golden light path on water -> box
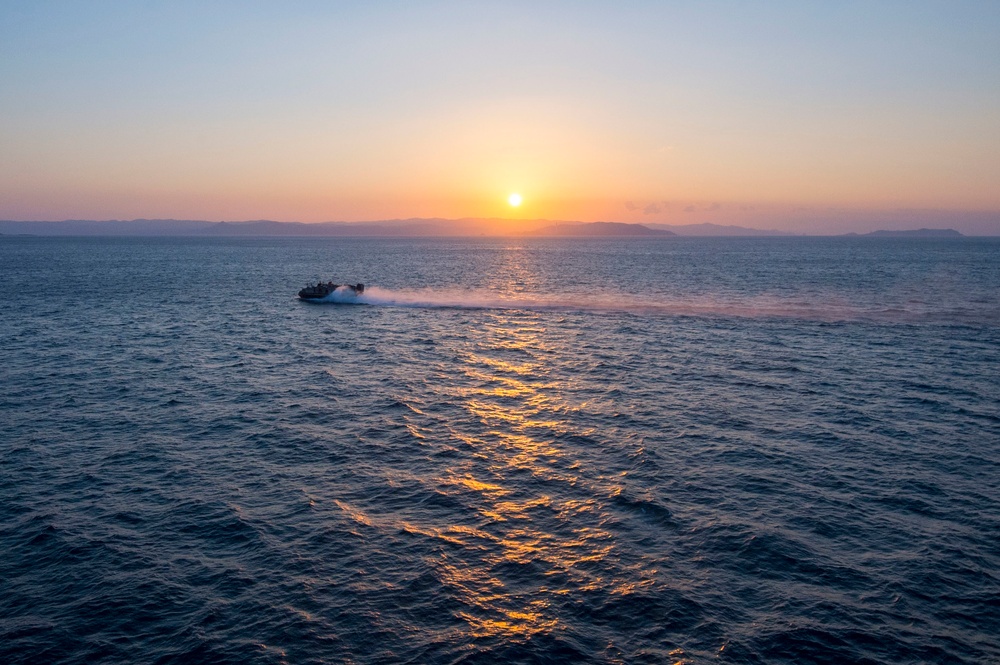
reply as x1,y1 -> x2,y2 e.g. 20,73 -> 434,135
324,249 -> 669,656
427,307 -> 657,644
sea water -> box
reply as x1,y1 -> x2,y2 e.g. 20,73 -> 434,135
1,236 -> 998,664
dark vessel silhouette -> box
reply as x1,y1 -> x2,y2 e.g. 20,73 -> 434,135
298,281 -> 364,300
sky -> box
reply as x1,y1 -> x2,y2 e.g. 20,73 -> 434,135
2,1 -> 999,234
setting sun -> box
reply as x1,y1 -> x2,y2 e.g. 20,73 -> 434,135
508,193 -> 523,207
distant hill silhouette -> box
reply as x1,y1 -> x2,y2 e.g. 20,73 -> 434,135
647,222 -> 793,236
0,218 -> 460,237
856,228 -> 963,237
0,217 -> 834,237
2,218 -> 996,237
530,222 -> 675,237
0,218 -> 679,237
0,218 -> 453,236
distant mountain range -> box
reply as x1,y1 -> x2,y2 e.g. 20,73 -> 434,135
530,222 -> 674,237
0,218 -> 787,237
647,222 -> 793,236
0,218 -> 744,237
0,218 -> 967,238
845,228 -> 963,237
530,221 -> 795,236
0,218 -> 450,237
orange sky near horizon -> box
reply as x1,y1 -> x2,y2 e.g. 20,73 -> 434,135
2,3 -> 999,234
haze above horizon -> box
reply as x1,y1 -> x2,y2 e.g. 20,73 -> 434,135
2,2 -> 999,235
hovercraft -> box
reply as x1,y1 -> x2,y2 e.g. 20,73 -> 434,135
298,281 -> 364,300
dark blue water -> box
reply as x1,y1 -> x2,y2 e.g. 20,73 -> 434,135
2,236 -> 998,664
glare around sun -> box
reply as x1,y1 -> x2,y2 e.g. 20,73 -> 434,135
508,193 -> 522,207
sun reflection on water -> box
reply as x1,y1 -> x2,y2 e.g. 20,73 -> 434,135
426,310 -> 623,642
320,302 -> 666,651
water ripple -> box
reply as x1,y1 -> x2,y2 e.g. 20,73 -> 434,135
1,237 -> 998,664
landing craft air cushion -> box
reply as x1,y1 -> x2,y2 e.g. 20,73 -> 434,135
298,282 -> 365,300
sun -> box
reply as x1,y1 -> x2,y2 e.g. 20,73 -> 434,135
507,192 -> 523,207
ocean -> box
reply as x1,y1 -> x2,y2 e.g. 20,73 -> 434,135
1,235 -> 998,664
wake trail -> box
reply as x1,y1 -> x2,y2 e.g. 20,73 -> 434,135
311,286 -> 996,325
